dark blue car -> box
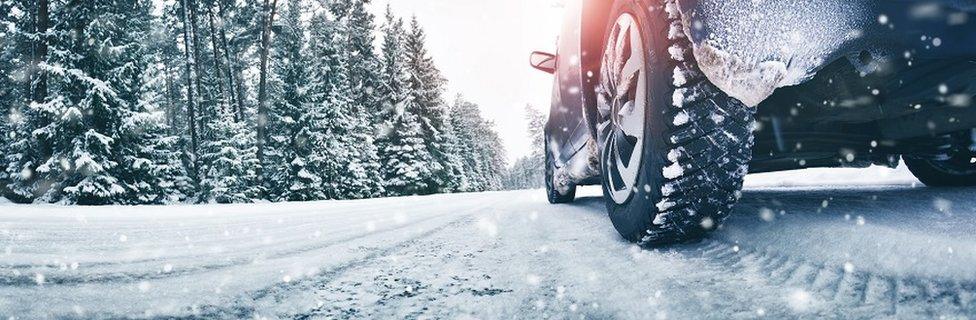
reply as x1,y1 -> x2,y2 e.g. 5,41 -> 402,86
531,0 -> 976,244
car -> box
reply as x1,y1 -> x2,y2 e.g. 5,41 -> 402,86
530,0 -> 976,245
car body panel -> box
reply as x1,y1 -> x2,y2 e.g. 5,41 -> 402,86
545,0 -> 587,168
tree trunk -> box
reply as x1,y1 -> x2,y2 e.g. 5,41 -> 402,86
30,0 -> 49,104
187,0 -> 208,135
180,0 -> 200,179
206,4 -> 228,109
163,63 -> 177,133
215,0 -> 245,122
255,0 -> 278,194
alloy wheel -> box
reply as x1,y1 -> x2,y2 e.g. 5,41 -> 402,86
597,13 -> 648,205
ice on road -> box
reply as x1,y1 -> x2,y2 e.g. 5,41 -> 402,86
3,166 -> 976,319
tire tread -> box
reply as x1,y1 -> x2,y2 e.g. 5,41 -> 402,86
639,0 -> 755,245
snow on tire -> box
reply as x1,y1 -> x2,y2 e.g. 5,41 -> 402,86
596,0 -> 755,245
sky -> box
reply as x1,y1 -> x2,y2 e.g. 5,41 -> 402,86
373,0 -> 567,163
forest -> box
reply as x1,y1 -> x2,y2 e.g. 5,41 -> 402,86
0,0 -> 543,205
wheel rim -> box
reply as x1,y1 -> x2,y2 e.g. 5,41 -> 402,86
598,13 -> 647,205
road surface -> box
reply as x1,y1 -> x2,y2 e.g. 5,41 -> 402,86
1,167 -> 976,319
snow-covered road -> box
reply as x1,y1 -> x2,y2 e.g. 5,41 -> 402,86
2,166 -> 976,319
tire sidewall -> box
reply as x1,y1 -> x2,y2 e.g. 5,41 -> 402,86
599,0 -> 673,241
545,136 -> 558,198
905,156 -> 976,187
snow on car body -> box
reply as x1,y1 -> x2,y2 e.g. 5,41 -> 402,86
683,0 -> 976,107
531,0 -> 976,244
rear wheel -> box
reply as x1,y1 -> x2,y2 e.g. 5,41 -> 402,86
905,148 -> 976,187
596,0 -> 755,245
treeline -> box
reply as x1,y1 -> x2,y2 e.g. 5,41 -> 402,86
502,104 -> 546,190
0,0 -> 507,205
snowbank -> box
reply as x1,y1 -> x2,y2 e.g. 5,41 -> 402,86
745,164 -> 919,188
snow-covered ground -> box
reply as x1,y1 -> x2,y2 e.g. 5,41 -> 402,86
3,165 -> 976,319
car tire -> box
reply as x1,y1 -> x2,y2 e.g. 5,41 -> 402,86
545,136 -> 577,204
596,0 -> 755,245
905,155 -> 976,187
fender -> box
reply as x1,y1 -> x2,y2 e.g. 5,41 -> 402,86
546,0 -> 609,170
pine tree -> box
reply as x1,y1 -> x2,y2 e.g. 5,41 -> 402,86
330,80 -> 384,199
198,115 -> 261,203
2,0 -> 40,202
329,0 -> 382,124
116,111 -> 192,204
504,105 -> 546,190
377,9 -> 434,196
475,118 -> 508,191
0,0 -> 28,199
254,0 -> 279,196
115,1 -> 191,204
309,11 -> 382,199
265,1 -> 329,202
156,0 -> 263,199
327,0 -> 386,196
211,0 -> 260,123
449,96 -> 508,192
404,16 -> 464,194
146,14 -> 186,138
5,0 -> 183,204
174,0 -> 202,181
379,110 -> 432,196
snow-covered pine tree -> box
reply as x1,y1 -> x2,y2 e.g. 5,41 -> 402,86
254,0 -> 279,197
2,0 -> 42,202
0,0 -> 28,199
474,118 -> 507,192
182,0 -> 228,139
206,0 -> 260,123
123,14 -> 194,204
503,105 -> 546,190
157,0 -> 263,198
117,110 -> 192,204
5,0 -> 183,204
449,96 -> 508,192
146,13 -> 188,138
447,97 -> 475,192
309,11 -> 383,200
327,0 -> 387,196
377,8 -> 434,196
265,1 -> 329,202
404,16 -> 464,194
198,114 -> 261,203
379,110 -> 432,196
328,0 -> 383,124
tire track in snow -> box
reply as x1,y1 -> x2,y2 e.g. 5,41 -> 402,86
286,220 -> 513,319
261,198 -> 618,320
1,199 -> 459,269
199,215 -> 481,319
0,206 -> 484,287
679,239 -> 976,317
